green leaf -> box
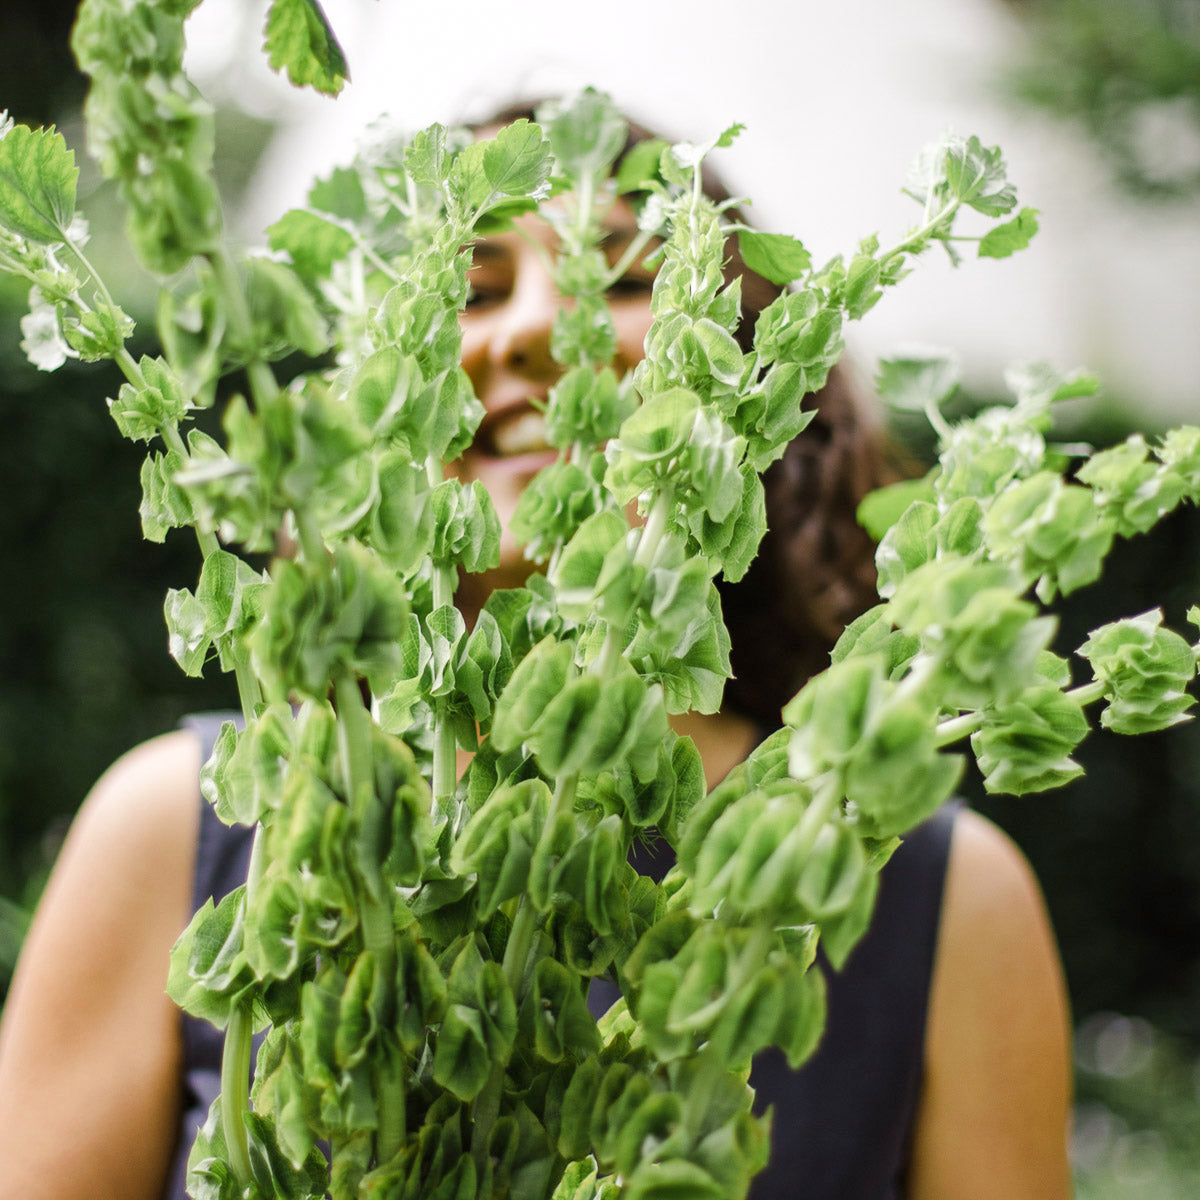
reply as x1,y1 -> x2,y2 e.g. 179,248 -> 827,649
0,123 -> 78,243
263,0 -> 349,96
1004,362 -> 1100,408
267,209 -> 355,281
405,124 -> 448,189
736,230 -> 811,286
856,477 -> 936,541
982,473 -> 1114,601
843,253 -> 883,319
164,587 -> 210,677
430,479 -> 502,572
447,141 -> 492,213
307,165 -> 367,220
941,135 -> 1016,216
875,347 -> 961,412
551,510 -> 629,621
979,206 -> 1040,259
482,119 -> 553,197
615,139 -> 667,194
109,358 -> 188,443
510,460 -> 606,564
491,636 -> 574,752
167,889 -> 254,1028
538,88 -> 628,181
624,1157 -> 726,1200
244,256 -> 331,357
139,449 -> 193,543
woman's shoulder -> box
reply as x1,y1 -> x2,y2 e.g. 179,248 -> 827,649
73,727 -> 202,850
908,809 -> 1074,1199
0,727 -> 203,1199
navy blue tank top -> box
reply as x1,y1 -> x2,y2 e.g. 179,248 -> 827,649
168,714 -> 957,1200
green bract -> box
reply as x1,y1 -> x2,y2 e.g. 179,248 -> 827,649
4,12 -> 1199,1200
1079,610 -> 1198,734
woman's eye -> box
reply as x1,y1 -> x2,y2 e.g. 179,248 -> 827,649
609,275 -> 653,298
465,282 -> 507,310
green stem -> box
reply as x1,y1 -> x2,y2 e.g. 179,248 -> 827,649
879,199 -> 959,266
114,346 -> 146,389
220,824 -> 266,1192
576,173 -> 595,244
924,395 -> 954,444
934,681 -> 1107,749
1068,680 -> 1107,707
352,231 -> 401,282
63,231 -> 122,318
633,485 -> 674,570
604,228 -> 657,289
432,701 -> 457,812
220,1004 -> 255,1185
934,710 -> 984,748
293,506 -> 327,565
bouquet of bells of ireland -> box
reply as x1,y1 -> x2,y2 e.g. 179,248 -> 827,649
2,3 -> 1198,1198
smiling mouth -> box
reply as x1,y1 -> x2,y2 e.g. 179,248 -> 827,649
477,405 -> 554,458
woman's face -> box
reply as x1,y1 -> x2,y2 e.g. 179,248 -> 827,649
457,199 -> 657,590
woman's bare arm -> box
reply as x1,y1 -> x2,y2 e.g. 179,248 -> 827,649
0,730 -> 200,1200
907,809 -> 1074,1200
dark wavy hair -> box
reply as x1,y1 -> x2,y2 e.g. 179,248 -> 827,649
475,102 -> 901,726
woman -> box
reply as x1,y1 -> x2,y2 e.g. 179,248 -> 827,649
0,114 -> 1073,1200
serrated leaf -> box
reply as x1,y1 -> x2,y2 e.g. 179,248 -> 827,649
448,141 -> 492,212
263,0 -> 349,96
482,119 -> 552,197
405,124 -> 448,188
307,165 -> 366,220
267,209 -> 355,281
979,206 -> 1040,260
737,230 -> 811,286
0,123 -> 78,243
941,135 -> 1016,216
538,88 -> 627,181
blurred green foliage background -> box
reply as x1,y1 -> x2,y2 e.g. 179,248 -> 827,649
1,0 -> 1198,1189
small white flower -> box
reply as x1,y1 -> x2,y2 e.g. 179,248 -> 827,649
65,214 -> 90,247
20,287 -> 75,372
0,111 -> 13,140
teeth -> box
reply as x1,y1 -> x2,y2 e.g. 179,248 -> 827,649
492,410 -> 551,456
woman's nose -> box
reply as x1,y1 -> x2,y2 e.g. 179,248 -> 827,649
487,278 -> 558,380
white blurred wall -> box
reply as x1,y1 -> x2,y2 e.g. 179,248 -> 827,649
185,0 -> 1200,420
